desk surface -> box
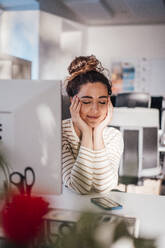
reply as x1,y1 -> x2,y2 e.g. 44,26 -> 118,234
45,188 -> 165,240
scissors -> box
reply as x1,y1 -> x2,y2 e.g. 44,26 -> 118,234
9,166 -> 35,195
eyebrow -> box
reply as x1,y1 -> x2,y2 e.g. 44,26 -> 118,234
80,96 -> 108,99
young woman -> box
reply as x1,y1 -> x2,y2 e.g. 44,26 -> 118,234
62,55 -> 124,194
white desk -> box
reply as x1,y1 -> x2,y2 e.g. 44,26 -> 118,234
46,188 -> 165,242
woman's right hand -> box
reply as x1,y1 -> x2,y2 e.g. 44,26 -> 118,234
70,96 -> 92,134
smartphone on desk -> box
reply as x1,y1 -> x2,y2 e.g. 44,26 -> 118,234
91,197 -> 123,210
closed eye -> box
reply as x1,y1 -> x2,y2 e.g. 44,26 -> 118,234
99,101 -> 107,104
82,102 -> 91,104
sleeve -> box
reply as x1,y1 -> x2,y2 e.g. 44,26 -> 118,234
62,138 -> 94,194
93,130 -> 124,194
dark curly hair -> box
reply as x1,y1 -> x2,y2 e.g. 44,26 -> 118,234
66,55 -> 112,97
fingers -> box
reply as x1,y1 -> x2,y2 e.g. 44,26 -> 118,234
108,100 -> 113,122
109,99 -> 113,112
109,101 -> 113,118
70,96 -> 81,113
108,98 -> 113,110
105,99 -> 113,122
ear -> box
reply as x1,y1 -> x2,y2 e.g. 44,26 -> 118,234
70,97 -> 73,103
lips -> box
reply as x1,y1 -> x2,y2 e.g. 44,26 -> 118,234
87,116 -> 100,119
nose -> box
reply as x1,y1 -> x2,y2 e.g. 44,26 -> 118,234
91,102 -> 99,113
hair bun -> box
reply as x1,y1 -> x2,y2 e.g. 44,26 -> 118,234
67,55 -> 104,81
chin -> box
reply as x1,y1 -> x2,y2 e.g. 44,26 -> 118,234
88,123 -> 98,128
87,120 -> 102,128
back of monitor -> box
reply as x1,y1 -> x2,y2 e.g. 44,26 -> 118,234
0,80 -> 62,195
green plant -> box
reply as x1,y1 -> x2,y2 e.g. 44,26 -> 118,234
39,212 -> 156,248
0,150 -> 10,198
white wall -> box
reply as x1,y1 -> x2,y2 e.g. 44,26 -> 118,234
86,25 -> 165,64
38,12 -> 62,80
39,12 -> 86,80
0,10 -> 86,82
86,24 -> 165,95
0,10 -> 3,50
0,10 -> 39,79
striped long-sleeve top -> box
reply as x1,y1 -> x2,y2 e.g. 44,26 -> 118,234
62,118 -> 124,194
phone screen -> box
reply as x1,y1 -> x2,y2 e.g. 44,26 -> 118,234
91,197 -> 123,210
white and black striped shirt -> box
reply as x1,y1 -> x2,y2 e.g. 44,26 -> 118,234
62,118 -> 124,194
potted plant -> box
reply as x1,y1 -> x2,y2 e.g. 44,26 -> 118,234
0,149 -> 10,198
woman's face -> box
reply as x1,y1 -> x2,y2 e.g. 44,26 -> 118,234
76,82 -> 109,128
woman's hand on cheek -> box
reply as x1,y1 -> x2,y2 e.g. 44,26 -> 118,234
94,100 -> 113,134
70,96 -> 92,134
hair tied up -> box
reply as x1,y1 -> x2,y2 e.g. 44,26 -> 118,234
67,55 -> 104,82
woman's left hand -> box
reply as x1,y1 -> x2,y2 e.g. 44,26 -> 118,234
94,99 -> 113,134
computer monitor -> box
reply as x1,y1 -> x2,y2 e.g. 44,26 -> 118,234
151,96 -> 163,129
0,80 -> 62,195
115,92 -> 151,108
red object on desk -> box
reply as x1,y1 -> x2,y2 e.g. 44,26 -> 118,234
1,193 -> 49,245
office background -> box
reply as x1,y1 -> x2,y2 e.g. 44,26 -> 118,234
0,0 -> 165,96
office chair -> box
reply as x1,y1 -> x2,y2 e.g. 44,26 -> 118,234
151,96 -> 163,129
110,107 -> 161,192
115,92 -> 151,108
62,95 -> 71,120
110,95 -> 116,107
